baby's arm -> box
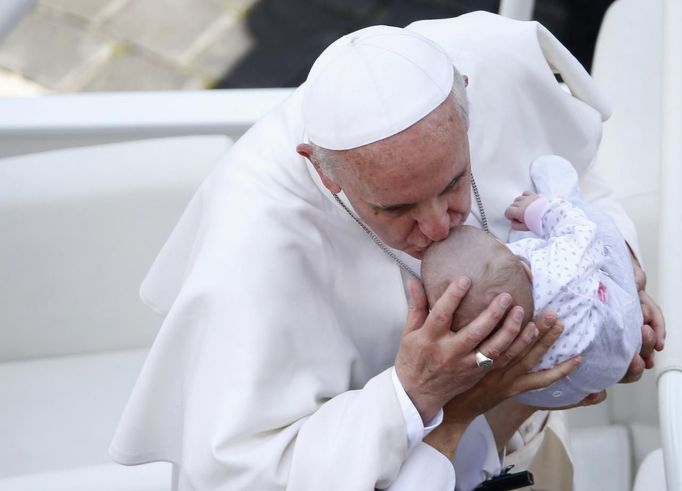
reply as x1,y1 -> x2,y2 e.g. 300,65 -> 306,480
506,194 -> 599,287
506,192 -> 596,242
507,198 -> 603,371
505,191 -> 540,232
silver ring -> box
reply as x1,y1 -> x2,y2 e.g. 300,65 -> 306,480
475,351 -> 494,368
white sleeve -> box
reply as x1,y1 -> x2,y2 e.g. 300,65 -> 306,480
287,368 -> 414,491
290,366 -> 448,491
385,415 -> 502,491
391,367 -> 444,450
384,443 -> 456,491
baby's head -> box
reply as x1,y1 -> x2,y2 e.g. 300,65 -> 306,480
422,225 -> 534,331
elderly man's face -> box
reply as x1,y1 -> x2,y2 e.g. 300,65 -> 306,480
300,97 -> 471,259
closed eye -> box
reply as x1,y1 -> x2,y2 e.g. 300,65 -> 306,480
374,166 -> 468,213
380,204 -> 412,214
441,172 -> 466,194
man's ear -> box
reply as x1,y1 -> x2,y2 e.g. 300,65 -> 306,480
296,143 -> 342,194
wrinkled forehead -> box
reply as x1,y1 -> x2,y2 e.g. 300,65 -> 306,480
336,102 -> 470,202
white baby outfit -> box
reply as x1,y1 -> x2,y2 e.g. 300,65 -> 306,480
508,155 -> 642,407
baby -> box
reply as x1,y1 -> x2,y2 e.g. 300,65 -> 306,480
422,155 -> 642,407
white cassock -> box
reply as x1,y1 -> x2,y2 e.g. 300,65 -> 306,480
110,12 -> 640,491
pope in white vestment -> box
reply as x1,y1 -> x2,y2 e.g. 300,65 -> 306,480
110,12 -> 643,491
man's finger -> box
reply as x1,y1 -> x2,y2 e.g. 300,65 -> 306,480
640,290 -> 666,350
422,276 -> 471,338
628,246 -> 647,291
639,324 -> 656,360
620,354 -> 645,383
511,320 -> 564,374
579,390 -> 607,407
511,312 -> 557,361
496,321 -> 539,367
451,292 -> 513,351
475,306 -> 526,364
512,357 -> 581,395
631,258 -> 647,291
402,277 -> 429,337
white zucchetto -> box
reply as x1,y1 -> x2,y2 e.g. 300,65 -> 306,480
302,25 -> 455,150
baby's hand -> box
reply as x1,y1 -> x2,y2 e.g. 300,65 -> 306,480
504,191 -> 539,231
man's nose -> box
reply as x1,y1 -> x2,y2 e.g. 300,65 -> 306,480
416,200 -> 451,242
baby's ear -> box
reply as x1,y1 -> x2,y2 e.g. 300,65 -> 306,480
520,260 -> 533,281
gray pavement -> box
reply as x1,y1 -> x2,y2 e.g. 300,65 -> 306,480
0,0 -> 612,96
0,0 -> 258,95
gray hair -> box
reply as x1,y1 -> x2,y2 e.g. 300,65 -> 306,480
312,67 -> 469,178
450,64 -> 469,128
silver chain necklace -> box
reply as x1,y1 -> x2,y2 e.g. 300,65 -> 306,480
332,172 -> 489,278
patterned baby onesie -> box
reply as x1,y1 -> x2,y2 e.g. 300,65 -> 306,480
507,155 -> 642,407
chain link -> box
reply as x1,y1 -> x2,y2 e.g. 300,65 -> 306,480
470,172 -> 490,234
332,193 -> 420,277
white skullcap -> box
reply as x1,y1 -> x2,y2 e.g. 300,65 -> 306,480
302,25 -> 455,150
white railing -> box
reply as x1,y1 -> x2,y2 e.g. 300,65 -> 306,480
657,0 -> 682,489
0,88 -> 294,158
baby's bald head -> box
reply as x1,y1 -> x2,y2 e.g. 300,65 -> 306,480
422,225 -> 534,331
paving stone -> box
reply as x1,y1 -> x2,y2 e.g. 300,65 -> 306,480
40,0 -> 118,20
82,47 -> 204,91
0,7 -> 113,89
0,0 -> 612,96
104,0 -> 234,62
190,15 -> 254,81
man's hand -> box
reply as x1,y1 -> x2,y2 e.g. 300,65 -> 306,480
504,191 -> 540,231
621,252 -> 666,382
441,314 -> 580,426
395,276 -> 532,422
422,313 -> 579,459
